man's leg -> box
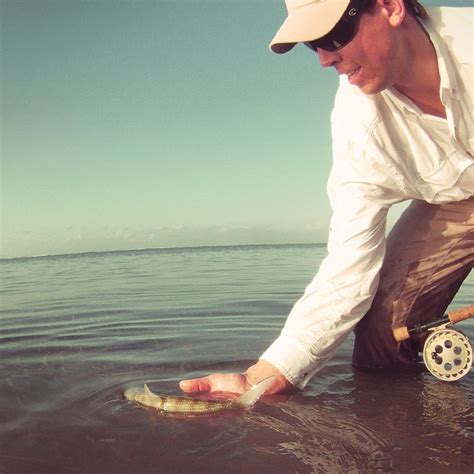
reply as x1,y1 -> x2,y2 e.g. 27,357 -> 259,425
353,197 -> 474,368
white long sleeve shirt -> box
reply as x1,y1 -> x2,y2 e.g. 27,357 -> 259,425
261,6 -> 474,388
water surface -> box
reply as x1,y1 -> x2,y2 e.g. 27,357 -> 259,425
1,245 -> 473,473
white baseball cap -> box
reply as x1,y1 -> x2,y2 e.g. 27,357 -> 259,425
270,0 -> 351,54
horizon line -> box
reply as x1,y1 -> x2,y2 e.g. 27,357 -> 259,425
0,242 -> 328,263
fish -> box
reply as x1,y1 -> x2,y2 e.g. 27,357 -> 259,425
124,376 -> 275,415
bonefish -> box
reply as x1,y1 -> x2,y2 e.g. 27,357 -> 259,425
124,376 -> 274,414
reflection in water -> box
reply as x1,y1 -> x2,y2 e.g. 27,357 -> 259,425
253,401 -> 393,472
249,368 -> 473,473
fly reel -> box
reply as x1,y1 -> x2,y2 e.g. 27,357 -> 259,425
422,327 -> 472,381
393,304 -> 474,382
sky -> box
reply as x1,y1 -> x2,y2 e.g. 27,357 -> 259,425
1,0 -> 470,258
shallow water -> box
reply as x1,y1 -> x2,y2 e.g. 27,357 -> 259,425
1,244 -> 473,473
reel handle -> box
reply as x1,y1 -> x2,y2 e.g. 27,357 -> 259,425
393,304 -> 474,343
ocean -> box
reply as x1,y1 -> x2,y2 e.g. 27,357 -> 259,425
1,244 -> 473,473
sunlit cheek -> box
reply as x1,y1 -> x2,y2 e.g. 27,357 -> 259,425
361,44 -> 396,92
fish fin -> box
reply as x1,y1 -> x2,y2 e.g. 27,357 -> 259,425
235,376 -> 275,408
144,384 -> 154,396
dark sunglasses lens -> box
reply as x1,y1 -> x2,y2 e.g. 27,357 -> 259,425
305,39 -> 336,52
318,37 -> 343,52
305,35 -> 344,53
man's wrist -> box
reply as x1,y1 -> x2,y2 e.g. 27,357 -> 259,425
244,359 -> 293,394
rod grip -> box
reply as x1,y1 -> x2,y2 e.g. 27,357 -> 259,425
448,304 -> 474,324
392,304 -> 474,342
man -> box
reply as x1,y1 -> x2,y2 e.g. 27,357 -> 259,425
180,0 -> 474,395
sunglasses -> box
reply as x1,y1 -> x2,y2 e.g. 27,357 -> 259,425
305,0 -> 373,52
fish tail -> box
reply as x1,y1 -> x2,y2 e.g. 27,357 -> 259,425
235,376 -> 275,408
124,387 -> 143,400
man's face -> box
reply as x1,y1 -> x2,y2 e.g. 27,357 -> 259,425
315,4 -> 404,95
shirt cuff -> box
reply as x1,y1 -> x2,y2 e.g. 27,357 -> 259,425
260,336 -> 332,389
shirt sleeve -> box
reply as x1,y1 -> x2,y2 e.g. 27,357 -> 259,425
260,99 -> 403,388
260,184 -> 389,388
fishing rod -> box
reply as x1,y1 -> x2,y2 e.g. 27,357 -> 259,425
393,304 -> 474,381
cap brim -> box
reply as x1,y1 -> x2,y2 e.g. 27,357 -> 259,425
269,0 -> 350,54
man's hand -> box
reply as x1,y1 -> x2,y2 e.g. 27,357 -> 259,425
179,360 -> 293,395
179,373 -> 248,395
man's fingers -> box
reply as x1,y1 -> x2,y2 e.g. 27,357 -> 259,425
179,377 -> 212,393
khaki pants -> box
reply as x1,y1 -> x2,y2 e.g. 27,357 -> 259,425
353,196 -> 474,368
